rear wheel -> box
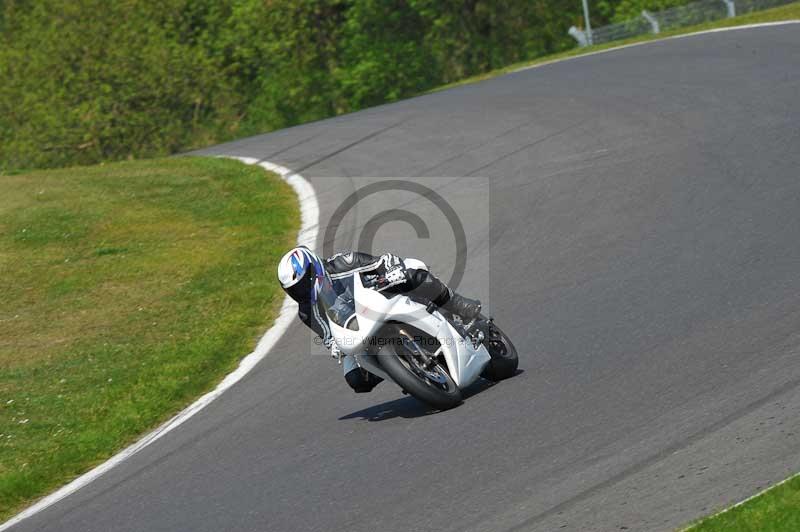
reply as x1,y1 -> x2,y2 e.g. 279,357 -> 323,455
478,317 -> 519,381
378,327 -> 462,410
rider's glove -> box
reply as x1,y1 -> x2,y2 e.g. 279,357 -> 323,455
330,343 -> 343,364
377,265 -> 408,290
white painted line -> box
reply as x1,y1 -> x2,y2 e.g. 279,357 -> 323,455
510,20 -> 800,74
0,157 -> 318,531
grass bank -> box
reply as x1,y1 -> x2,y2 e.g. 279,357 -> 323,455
0,157 -> 298,520
685,474 -> 800,531
432,1 -> 800,92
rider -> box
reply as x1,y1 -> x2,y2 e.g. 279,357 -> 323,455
277,246 -> 481,393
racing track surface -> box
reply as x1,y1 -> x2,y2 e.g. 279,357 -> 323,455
12,25 -> 800,532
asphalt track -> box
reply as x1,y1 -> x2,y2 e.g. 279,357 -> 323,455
11,24 -> 800,532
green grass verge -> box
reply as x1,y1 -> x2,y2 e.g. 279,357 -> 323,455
431,1 -> 800,92
0,157 -> 299,520
685,474 -> 800,531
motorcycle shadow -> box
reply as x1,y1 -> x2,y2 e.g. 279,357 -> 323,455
338,374 -> 519,422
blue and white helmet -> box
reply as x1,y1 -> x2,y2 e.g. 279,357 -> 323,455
277,246 -> 326,302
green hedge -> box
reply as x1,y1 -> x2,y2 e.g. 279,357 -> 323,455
1,0 -> 660,173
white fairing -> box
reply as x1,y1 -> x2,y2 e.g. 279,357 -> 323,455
327,274 -> 491,388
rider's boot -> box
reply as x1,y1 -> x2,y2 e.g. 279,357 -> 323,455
344,368 -> 383,393
407,269 -> 481,322
343,355 -> 383,393
442,292 -> 482,322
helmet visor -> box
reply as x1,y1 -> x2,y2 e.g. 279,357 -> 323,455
284,265 -> 316,302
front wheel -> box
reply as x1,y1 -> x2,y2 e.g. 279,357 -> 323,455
378,328 -> 462,410
478,317 -> 519,381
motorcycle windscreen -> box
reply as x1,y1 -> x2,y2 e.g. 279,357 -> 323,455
317,273 -> 356,328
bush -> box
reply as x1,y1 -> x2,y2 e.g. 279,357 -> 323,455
0,0 -> 240,171
0,0 -> 639,173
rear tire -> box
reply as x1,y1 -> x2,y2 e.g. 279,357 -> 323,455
378,329 -> 462,410
479,317 -> 519,381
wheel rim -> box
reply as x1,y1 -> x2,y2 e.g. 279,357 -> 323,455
484,323 -> 511,359
487,338 -> 508,358
395,337 -> 455,392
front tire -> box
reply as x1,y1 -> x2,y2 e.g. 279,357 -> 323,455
479,317 -> 519,381
378,329 -> 462,410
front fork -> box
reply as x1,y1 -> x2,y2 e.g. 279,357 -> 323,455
396,327 -> 439,371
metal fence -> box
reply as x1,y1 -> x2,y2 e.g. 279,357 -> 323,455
569,0 -> 798,46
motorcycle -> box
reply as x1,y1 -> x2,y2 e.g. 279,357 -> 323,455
320,270 -> 518,410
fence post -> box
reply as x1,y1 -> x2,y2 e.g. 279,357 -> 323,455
641,10 -> 661,34
581,0 -> 594,45
568,26 -> 590,47
722,0 -> 736,17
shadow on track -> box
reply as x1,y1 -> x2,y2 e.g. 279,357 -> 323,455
339,371 -> 523,422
